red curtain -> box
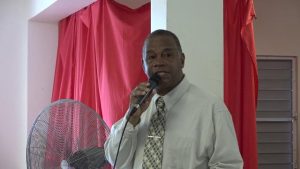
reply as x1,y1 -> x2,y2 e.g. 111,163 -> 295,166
224,0 -> 258,169
51,0 -> 150,127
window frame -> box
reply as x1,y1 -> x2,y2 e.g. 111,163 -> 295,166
257,55 -> 298,169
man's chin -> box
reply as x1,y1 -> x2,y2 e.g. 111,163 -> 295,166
157,80 -> 168,89
156,83 -> 172,95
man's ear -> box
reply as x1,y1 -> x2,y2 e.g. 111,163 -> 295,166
181,53 -> 185,68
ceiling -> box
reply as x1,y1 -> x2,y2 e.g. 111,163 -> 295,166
114,0 -> 150,9
30,0 -> 150,22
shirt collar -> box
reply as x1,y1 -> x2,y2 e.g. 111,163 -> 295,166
153,76 -> 190,112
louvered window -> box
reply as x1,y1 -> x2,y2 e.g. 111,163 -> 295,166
257,57 -> 297,169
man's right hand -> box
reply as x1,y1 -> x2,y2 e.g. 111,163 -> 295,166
128,82 -> 155,127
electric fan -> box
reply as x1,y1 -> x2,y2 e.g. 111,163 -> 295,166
26,99 -> 111,169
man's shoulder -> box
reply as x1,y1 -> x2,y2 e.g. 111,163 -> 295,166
187,84 -> 230,115
187,83 -> 219,101
179,77 -> 223,105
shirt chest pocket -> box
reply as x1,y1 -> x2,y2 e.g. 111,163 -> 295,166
163,136 -> 196,169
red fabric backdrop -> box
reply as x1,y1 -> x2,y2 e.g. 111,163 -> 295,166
224,0 -> 258,169
51,0 -> 150,127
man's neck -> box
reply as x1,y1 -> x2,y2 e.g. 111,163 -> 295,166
156,74 -> 185,96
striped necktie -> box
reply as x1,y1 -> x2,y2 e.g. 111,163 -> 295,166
142,97 -> 166,169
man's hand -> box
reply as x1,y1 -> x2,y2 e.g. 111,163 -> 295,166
128,82 -> 155,126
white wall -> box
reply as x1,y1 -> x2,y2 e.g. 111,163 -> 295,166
151,0 -> 167,31
152,0 -> 223,97
0,0 -> 28,168
254,0 -> 300,57
27,21 -> 58,132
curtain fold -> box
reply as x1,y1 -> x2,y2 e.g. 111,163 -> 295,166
51,0 -> 150,127
224,0 -> 258,169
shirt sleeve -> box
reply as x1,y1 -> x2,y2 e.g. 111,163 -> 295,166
104,114 -> 139,169
208,101 -> 244,169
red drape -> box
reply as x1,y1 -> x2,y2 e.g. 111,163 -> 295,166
51,0 -> 150,127
224,0 -> 258,169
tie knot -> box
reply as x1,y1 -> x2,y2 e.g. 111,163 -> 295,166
156,97 -> 165,112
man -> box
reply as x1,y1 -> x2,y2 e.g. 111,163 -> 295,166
104,29 -> 243,169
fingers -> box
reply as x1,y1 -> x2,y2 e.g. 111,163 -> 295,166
131,82 -> 150,99
128,82 -> 155,127
130,82 -> 151,107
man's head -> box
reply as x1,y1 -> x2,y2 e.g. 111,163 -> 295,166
142,29 -> 185,95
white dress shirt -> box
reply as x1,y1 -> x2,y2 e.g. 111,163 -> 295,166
104,77 -> 243,169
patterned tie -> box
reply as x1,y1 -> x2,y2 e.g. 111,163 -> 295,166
142,97 -> 166,169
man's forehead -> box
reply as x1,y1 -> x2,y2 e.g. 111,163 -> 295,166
146,47 -> 177,53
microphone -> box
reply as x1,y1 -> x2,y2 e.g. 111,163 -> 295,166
128,74 -> 160,117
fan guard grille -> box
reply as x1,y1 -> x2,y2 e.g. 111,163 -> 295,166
26,99 -> 111,169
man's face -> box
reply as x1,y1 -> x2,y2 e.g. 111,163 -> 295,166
142,35 -> 185,95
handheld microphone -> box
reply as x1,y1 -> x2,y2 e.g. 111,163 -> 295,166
128,74 -> 160,117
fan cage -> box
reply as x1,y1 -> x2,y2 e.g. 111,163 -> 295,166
26,99 -> 111,169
